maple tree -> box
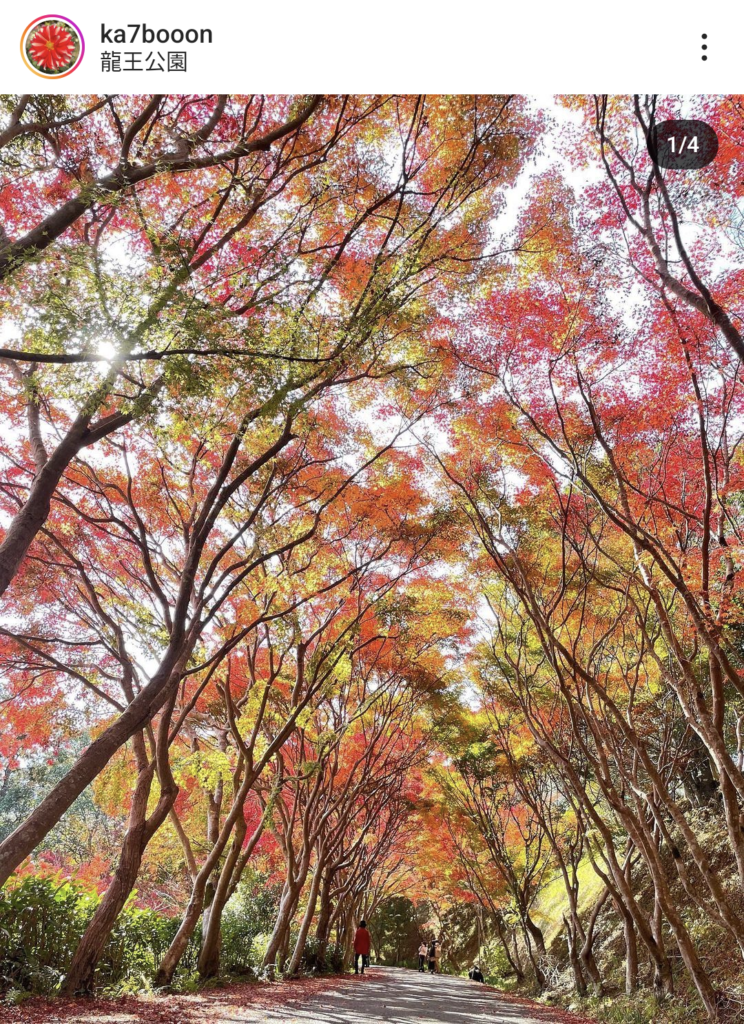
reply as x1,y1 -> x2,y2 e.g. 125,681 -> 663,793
0,91 -> 528,889
2,93 -> 744,1023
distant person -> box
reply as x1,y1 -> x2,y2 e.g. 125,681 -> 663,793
469,964 -> 485,983
428,939 -> 437,973
434,939 -> 442,973
418,939 -> 428,971
353,919 -> 371,975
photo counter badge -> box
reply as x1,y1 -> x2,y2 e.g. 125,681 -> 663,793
21,15 -> 84,78
648,119 -> 719,170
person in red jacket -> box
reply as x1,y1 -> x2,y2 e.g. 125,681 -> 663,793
353,919 -> 371,974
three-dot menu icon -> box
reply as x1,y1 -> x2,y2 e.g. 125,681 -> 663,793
702,33 -> 708,60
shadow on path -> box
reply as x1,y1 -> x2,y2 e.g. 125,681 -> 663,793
208,966 -> 584,1024
5,967 -> 594,1024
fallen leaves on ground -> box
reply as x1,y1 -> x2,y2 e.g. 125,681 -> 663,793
0,974 -> 372,1024
0,973 -> 599,1024
483,985 -> 597,1022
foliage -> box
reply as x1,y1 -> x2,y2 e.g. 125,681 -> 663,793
368,897 -> 421,968
0,875 -> 175,994
1,92 -> 744,1023
218,872 -> 283,975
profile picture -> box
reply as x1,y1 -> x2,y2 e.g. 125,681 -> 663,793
21,15 -> 85,78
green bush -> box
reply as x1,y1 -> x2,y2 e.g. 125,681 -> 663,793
0,875 -> 95,994
98,900 -> 178,988
300,934 -> 345,974
0,873 -> 178,994
219,871 -> 282,975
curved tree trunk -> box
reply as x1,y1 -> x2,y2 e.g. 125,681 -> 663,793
198,812 -> 267,979
0,643 -> 190,886
62,725 -> 178,995
156,770 -> 267,985
524,912 -> 546,958
520,919 -> 546,990
0,423 -> 89,597
288,853 -> 325,974
262,874 -> 305,972
577,888 -> 607,995
494,911 -> 524,982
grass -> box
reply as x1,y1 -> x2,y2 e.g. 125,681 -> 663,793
566,992 -> 707,1024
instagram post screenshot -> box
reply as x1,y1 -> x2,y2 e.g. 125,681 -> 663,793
0,2 -> 742,1022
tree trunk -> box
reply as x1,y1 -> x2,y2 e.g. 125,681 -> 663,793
314,870 -> 334,968
524,912 -> 546,958
277,920 -> 292,973
62,727 -> 177,995
660,885 -> 719,1018
263,875 -> 304,972
563,914 -> 587,996
494,912 -> 524,982
342,905 -> 355,970
63,778 -> 148,993
623,911 -> 638,995
0,422 -> 90,597
650,888 -> 674,1000
157,766 -> 270,985
198,812 -> 266,979
288,856 -> 324,975
520,919 -> 546,990
0,644 -> 190,886
578,889 -> 607,995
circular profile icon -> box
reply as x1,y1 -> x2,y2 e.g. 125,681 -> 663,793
21,15 -> 84,78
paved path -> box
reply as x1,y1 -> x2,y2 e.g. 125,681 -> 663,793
217,966 -> 576,1023
5,968 -> 590,1024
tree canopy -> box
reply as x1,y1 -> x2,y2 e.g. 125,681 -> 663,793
1,93 -> 744,1023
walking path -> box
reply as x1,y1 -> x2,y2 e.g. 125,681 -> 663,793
1,966 -> 595,1024
205,966 -> 593,1024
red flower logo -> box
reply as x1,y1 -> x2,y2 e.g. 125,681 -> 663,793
28,22 -> 75,71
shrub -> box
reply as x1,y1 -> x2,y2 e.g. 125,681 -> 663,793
219,872 -> 282,975
0,873 -> 178,994
0,875 -> 95,994
300,935 -> 345,974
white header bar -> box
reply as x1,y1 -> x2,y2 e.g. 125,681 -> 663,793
1,0 -> 738,93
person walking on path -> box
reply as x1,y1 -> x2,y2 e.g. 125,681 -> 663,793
418,940 -> 428,972
427,939 -> 437,973
434,939 -> 442,973
353,920 -> 371,975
